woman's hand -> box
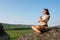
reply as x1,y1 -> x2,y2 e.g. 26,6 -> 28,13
38,18 -> 40,23
38,16 -> 42,23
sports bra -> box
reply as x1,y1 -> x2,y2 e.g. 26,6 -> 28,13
42,15 -> 50,22
38,15 -> 50,25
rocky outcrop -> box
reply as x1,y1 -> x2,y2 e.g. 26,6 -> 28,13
0,23 -> 10,40
17,27 -> 60,40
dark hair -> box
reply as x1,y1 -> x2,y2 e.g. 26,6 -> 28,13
43,9 -> 50,15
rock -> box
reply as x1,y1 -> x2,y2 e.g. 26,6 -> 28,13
17,27 -> 60,40
0,23 -> 10,40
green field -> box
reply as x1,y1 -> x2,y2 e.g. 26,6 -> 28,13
6,29 -> 33,40
0,23 -> 33,40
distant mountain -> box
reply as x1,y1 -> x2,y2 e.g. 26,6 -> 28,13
54,25 -> 60,28
0,23 -> 60,30
1,23 -> 33,30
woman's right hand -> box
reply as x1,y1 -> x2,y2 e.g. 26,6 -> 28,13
38,19 -> 40,23
38,16 -> 42,23
38,18 -> 41,23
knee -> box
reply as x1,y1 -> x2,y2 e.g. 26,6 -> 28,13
31,26 -> 36,29
31,26 -> 34,29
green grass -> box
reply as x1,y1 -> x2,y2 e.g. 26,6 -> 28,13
6,29 -> 33,40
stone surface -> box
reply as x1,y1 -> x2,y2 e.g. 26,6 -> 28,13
17,27 -> 60,40
0,23 -> 10,40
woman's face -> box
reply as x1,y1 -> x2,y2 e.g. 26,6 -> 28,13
42,10 -> 47,14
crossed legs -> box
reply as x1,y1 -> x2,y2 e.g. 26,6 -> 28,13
31,25 -> 41,34
31,25 -> 48,34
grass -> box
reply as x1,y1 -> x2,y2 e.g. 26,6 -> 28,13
6,29 -> 33,40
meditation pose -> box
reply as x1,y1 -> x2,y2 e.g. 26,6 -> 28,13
32,9 -> 50,34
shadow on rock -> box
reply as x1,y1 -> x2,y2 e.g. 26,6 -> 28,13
0,23 -> 10,40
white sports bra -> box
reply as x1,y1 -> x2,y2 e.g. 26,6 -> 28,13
42,15 -> 49,22
38,15 -> 50,25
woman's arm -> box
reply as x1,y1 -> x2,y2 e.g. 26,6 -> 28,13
38,16 -> 42,22
40,15 -> 49,22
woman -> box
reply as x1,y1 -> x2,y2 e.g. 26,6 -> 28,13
31,9 -> 50,34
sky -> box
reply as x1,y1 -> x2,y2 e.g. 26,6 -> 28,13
0,0 -> 60,26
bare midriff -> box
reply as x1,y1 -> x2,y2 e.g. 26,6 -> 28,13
41,22 -> 47,25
